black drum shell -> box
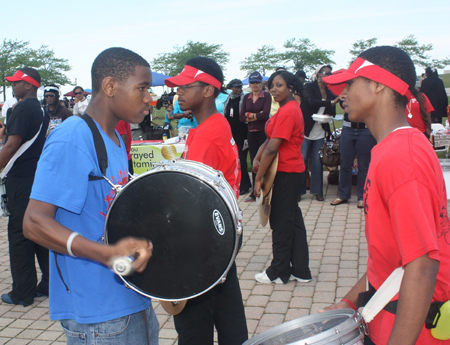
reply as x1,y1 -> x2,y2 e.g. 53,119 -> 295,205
105,169 -> 237,300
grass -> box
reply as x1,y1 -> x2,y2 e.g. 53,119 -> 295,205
440,73 -> 450,88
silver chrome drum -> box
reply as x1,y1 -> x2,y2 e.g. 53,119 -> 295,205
244,309 -> 365,345
104,159 -> 243,301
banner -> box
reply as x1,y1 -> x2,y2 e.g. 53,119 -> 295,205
130,143 -> 185,174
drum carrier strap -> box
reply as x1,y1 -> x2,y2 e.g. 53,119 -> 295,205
80,114 -> 108,180
54,114 -> 110,293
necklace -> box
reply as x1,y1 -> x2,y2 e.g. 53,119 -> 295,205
406,99 -> 412,119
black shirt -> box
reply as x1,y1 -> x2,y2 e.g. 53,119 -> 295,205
6,98 -> 50,178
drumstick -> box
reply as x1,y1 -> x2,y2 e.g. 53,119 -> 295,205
111,252 -> 139,276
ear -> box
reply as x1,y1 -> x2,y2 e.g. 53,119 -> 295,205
374,82 -> 386,94
203,85 -> 215,98
102,77 -> 117,98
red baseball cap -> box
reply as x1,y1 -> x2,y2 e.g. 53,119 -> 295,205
322,57 -> 411,99
165,65 -> 222,90
5,70 -> 40,88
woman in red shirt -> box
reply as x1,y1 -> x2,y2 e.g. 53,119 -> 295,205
252,71 -> 312,284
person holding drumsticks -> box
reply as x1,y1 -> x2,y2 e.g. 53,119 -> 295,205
23,48 -> 159,344
321,46 -> 450,345
253,70 -> 312,285
165,56 -> 248,345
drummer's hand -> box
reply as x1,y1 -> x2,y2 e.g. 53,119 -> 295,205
318,301 -> 353,313
254,179 -> 262,198
111,237 -> 153,273
252,159 -> 260,173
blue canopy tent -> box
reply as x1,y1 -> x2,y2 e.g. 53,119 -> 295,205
152,72 -> 171,86
241,75 -> 269,85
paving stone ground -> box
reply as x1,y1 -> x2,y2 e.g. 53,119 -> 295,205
0,173 -> 369,344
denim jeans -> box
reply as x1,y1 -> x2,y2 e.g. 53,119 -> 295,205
60,305 -> 159,345
338,127 -> 376,201
300,138 -> 324,196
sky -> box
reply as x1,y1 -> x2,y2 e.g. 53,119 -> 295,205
2,0 -> 450,98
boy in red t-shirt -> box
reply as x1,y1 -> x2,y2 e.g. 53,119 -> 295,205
321,46 -> 450,345
164,57 -> 247,345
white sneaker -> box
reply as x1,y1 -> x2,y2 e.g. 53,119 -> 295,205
289,275 -> 312,283
255,271 -> 283,284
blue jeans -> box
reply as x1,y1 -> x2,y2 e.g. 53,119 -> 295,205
60,305 -> 159,345
301,138 -> 324,196
338,127 -> 376,201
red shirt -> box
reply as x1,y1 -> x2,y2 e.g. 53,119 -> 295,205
364,128 -> 450,344
183,113 -> 241,198
405,93 -> 434,133
116,120 -> 132,160
265,101 -> 305,173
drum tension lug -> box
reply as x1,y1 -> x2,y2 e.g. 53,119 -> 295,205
103,176 -> 123,194
219,277 -> 227,284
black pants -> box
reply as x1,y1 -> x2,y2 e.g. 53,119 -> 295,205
235,136 -> 251,192
266,171 -> 311,283
128,158 -> 134,175
6,176 -> 49,305
174,263 -> 248,345
248,130 -> 267,196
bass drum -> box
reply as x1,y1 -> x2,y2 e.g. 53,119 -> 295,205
104,159 -> 243,301
243,309 -> 365,345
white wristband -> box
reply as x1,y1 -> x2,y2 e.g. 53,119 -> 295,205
67,232 -> 81,257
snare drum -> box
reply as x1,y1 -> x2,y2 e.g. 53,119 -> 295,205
104,159 -> 243,301
244,309 -> 365,345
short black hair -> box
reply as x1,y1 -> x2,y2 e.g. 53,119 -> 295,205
73,86 -> 84,94
268,71 -> 308,103
185,56 -> 224,98
91,47 -> 150,93
359,46 -> 415,107
19,67 -> 40,89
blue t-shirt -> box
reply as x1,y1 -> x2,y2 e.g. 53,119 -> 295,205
215,91 -> 230,115
30,116 -> 151,324
173,99 -> 198,129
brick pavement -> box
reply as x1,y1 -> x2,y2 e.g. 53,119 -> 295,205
0,174 -> 368,344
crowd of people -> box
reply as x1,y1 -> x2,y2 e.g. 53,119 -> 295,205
0,43 -> 448,345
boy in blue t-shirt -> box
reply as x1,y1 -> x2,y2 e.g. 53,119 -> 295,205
23,48 -> 159,344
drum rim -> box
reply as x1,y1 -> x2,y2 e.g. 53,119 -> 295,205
243,309 -> 364,345
104,159 -> 243,302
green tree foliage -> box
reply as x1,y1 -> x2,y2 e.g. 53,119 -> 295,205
152,41 -> 230,76
240,45 -> 281,77
349,38 -> 378,64
0,39 -> 31,100
30,46 -> 72,86
395,35 -> 449,69
0,39 -> 72,101
282,38 -> 335,73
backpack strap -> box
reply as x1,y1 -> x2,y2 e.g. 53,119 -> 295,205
79,114 -> 108,180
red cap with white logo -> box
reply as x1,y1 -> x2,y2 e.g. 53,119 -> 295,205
5,70 -> 40,87
322,57 -> 411,99
165,65 -> 222,90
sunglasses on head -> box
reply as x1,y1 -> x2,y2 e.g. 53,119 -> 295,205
74,91 -> 83,95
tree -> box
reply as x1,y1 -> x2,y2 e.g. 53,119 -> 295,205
282,38 -> 335,73
395,35 -> 449,69
0,39 -> 32,101
240,45 -> 281,76
31,46 -> 72,86
152,41 -> 230,76
349,38 -> 378,64
0,39 -> 73,101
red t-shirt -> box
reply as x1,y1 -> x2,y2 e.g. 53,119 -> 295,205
183,113 -> 241,198
364,128 -> 450,344
405,93 -> 434,133
116,120 -> 132,160
265,100 -> 305,173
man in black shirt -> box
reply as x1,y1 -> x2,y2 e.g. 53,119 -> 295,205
0,68 -> 50,306
43,84 -> 72,136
